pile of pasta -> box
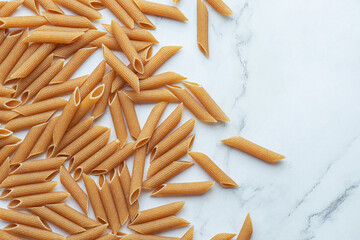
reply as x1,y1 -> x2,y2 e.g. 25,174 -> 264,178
0,0 -> 285,239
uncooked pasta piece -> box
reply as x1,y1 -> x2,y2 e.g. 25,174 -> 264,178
23,0 -> 40,15
122,234 -> 179,240
77,0 -> 104,9
66,224 -> 108,240
0,85 -> 15,96
0,0 -> 23,17
129,216 -> 189,234
103,24 -> 158,43
0,170 -> 58,188
131,201 -> 185,225
134,0 -> 188,21
147,103 -> 183,153
118,90 -> 141,139
4,223 -> 65,240
0,110 -> 19,124
129,146 -> 146,204
0,16 -> 47,28
97,233 -> 122,240
34,25 -> 89,33
147,135 -> 194,177
167,85 -> 216,122
14,98 -> 67,116
8,191 -> 69,209
10,157 -> 65,174
91,35 -> 152,52
237,214 -> 252,240
151,181 -> 214,196
180,226 -> 194,240
23,31 -> 84,44
116,0 -> 155,29
0,157 -> 9,184
206,0 -> 232,15
0,135 -> 21,148
111,75 -> 126,93
0,29 -> 7,45
151,118 -> 195,160
0,181 -> 58,199
53,0 -> 102,19
0,229 -> 27,240
142,161 -> 193,189
43,12 -> 96,29
140,72 -> 186,90
0,128 -> 12,138
82,174 -> 108,224
221,136 -> 285,162
197,0 -> 209,57
60,166 -> 88,214
135,102 -> 167,149
101,0 -> 134,29
36,0 -> 64,14
108,93 -> 128,148
92,70 -> 116,119
0,208 -> 51,230
28,206 -> 86,234
211,233 -> 237,240
79,60 -> 106,98
109,169 -> 129,225
138,46 -> 182,79
0,97 -> 21,109
122,89 -> 179,103
188,152 -> 238,188
0,142 -> 20,164
0,30 -> 22,64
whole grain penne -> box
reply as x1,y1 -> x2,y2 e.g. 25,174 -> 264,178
0,28 -> 7,45
134,0 -> 188,21
99,176 -> 120,233
35,75 -> 88,102
0,181 -> 58,199
47,203 -> 101,228
69,84 -> 105,127
4,223 -> 65,240
53,30 -> 106,58
79,60 -> 106,98
90,142 -> 135,175
0,16 -> 47,28
131,201 -> 185,225
237,213 -> 252,240
77,0 -> 104,9
0,230 -> 29,240
123,89 -> 179,103
101,0 -> 134,29
122,233 -> 179,240
10,157 -> 65,174
0,110 -> 19,124
43,12 -> 96,29
147,135 -> 194,177
211,233 -> 237,240
142,161 -> 193,190
36,0 -> 64,14
0,1 -> 8,8
151,118 -> 195,160
53,0 -> 102,19
103,45 -> 140,92
129,146 -> 146,204
23,31 -> 84,44
0,142 -> 21,164
23,0 -> 40,15
116,0 -> 155,29
147,103 -> 183,153
91,35 -> 152,52
82,174 -> 108,223
0,85 -> 15,96
129,216 -> 189,234
111,75 -> 126,93
73,139 -> 120,180
138,46 -> 182,79
97,233 -> 122,240
0,170 -> 58,188
151,181 -> 214,196
0,30 -> 22,64
103,24 -> 158,43
0,157 -> 9,184
206,0 -> 232,15
180,226 -> 194,240
221,136 -> 285,162
0,208 -> 51,230
0,135 -> 21,148
197,0 -> 209,57
118,90 -> 141,139
34,25 -> 89,33
0,97 -> 21,109
53,88 -> 81,147
109,169 -> 129,225
66,224 -> 108,240
92,70 -> 116,119
14,97 -> 67,116
68,129 -> 110,172
28,206 -> 86,234
188,152 -> 238,188
140,72 -> 186,90
0,0 -> 23,17
10,123 -> 47,163
167,85 -> 216,122
135,102 -> 167,149
108,93 -> 128,148
0,128 -> 12,138
50,47 -> 97,85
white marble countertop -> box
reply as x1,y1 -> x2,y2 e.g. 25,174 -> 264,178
2,0 -> 360,239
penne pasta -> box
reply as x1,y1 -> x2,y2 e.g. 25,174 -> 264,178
0,16 -> 47,28
0,110 -> 19,124
116,0 -> 155,29
108,93 -> 128,148
0,135 -> 21,149
66,224 -> 108,240
0,28 -> 7,45
142,160 -> 193,190
118,90 -> 141,139
140,72 -> 186,91
0,170 -> 58,188
23,31 -> 84,44
109,169 -> 129,225
36,0 -> 64,14
28,206 -> 86,234
92,70 -> 116,119
103,23 -> 158,43
129,146 -> 147,204
197,0 -> 209,57
0,2 -> 7,8
134,0 -> 188,21
0,85 -> 15,96
188,152 -> 238,188
237,213 -> 252,240
47,203 -> 101,228
151,118 -> 195,160
122,89 -> 179,103
0,0 -> 23,17
0,181 -> 58,199
151,181 -> 214,196
135,102 -> 168,149
0,142 -> 21,164
82,174 -> 108,223
43,12 -> 96,29
167,85 -> 216,122
91,35 -> 152,52
34,25 -> 89,33
180,226 -> 194,240
101,0 -> 134,29
205,0 -> 233,16
0,30 -> 23,64
0,229 -> 26,240
147,135 -> 194,177
77,0 -> 104,9
0,208 -> 51,230
23,0 -> 40,15
53,0 -> 102,19
0,157 -> 9,184
221,136 -> 285,163
10,157 -> 65,174
0,97 -> 21,110
60,166 -> 88,214
97,233 -> 122,240
14,97 -> 67,116
0,128 -> 12,138
129,216 -> 189,234
111,75 -> 126,93
4,223 -> 65,240
79,61 -> 106,98
73,139 -> 120,180
53,30 -> 106,58
131,201 -> 185,225
53,88 -> 81,147
122,233 -> 179,240
211,233 -> 237,240
147,103 -> 183,153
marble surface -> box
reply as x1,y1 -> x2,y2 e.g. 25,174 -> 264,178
3,0 -> 360,239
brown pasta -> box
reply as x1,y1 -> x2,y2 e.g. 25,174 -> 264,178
23,30 -> 85,44
129,216 -> 190,234
0,229 -> 25,240
197,0 -> 209,57
77,0 -> 104,10
211,233 -> 237,240
205,0 -> 233,16
66,224 -> 108,240
122,234 -> 179,240
116,0 -> 155,29
151,181 -> 214,196
79,60 -> 106,98
140,72 -> 186,91
103,23 -> 158,43
129,146 -> 147,204
0,128 -> 12,138
134,0 -> 188,21
118,90 -> 141,139
53,0 -> 102,19
180,226 -> 195,240
0,85 -> 15,97
122,89 -> 179,103
10,157 -> 65,174
0,135 -> 21,149
0,170 -> 58,188
23,0 -> 40,15
237,213 -> 252,240
101,0 -> 134,29
0,142 -> 21,164
43,12 -> 96,29
0,110 -> 19,124
0,30 -> 23,64
0,207 -> 51,230
34,25 -> 89,33
0,0 -> 23,17
14,97 -> 67,116
0,181 -> 58,199
91,35 -> 152,52
111,75 -> 126,93
0,16 -> 48,28
109,169 -> 129,225
108,93 -> 128,148
0,157 -> 9,184
36,0 -> 64,14
8,191 -> 69,209
4,223 -> 65,240
92,70 -> 116,119
0,97 -> 21,110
